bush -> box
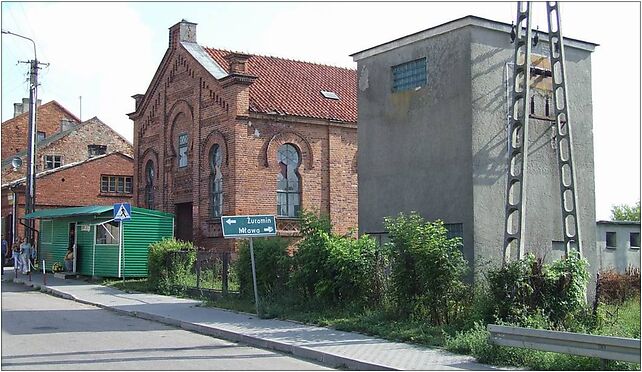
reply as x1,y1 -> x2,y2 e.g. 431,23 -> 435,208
597,268 -> 640,304
383,212 -> 468,325
289,211 -> 382,308
235,237 -> 292,299
486,251 -> 590,330
148,238 -> 195,294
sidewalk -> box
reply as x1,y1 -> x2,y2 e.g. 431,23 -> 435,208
4,271 -> 499,370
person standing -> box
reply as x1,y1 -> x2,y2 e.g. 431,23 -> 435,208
1,237 -> 7,276
13,238 -> 22,273
19,237 -> 32,275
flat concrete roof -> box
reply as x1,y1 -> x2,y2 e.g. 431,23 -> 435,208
351,15 -> 598,61
597,220 -> 641,226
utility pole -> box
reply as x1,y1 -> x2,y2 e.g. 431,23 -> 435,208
2,30 -> 48,243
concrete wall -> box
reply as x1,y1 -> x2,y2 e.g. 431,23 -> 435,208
596,222 -> 641,273
356,19 -> 597,287
468,25 -> 597,284
356,27 -> 475,264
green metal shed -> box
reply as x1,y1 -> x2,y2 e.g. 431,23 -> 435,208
25,205 -> 174,278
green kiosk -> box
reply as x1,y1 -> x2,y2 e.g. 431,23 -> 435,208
25,205 -> 174,278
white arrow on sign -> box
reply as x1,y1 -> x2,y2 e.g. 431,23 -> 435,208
263,226 -> 274,233
226,219 -> 237,225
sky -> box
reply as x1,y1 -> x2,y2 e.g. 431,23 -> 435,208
1,1 -> 640,220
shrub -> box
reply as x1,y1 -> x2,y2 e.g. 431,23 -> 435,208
486,251 -> 590,330
289,211 -> 382,308
383,212 -> 468,325
148,238 -> 195,294
597,267 -> 640,304
235,236 -> 292,299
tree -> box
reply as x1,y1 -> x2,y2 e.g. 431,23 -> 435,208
610,201 -> 641,222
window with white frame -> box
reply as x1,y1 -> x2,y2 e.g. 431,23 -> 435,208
44,155 -> 62,170
96,221 -> 120,245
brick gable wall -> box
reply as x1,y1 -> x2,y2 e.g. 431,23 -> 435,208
2,119 -> 133,184
1,101 -> 80,159
131,37 -> 357,254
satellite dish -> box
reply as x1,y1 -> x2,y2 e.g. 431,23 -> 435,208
11,157 -> 22,171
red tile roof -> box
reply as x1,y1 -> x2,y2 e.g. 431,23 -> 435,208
204,48 -> 357,123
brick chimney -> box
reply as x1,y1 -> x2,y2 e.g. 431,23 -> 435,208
169,19 -> 197,50
224,53 -> 251,74
13,98 -> 42,118
132,94 -> 145,110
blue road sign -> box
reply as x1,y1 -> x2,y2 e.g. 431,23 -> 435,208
221,215 -> 276,238
114,203 -> 131,221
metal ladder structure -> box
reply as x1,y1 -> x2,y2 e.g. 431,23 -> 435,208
503,1 -> 582,263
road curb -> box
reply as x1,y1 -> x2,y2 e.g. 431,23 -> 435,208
8,278 -> 397,370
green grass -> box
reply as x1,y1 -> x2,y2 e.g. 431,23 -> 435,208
597,296 -> 641,339
102,276 -> 641,371
444,297 -> 641,370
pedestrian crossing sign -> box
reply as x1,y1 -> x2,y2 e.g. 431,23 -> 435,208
113,203 -> 131,221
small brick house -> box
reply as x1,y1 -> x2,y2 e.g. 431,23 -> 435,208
128,20 -> 358,254
1,100 -> 134,246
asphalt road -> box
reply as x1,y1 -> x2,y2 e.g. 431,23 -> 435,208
1,280 -> 333,370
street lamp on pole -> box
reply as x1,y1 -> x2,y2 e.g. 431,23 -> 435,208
2,29 -> 46,243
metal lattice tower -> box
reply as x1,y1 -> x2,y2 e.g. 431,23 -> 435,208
503,1 -> 582,263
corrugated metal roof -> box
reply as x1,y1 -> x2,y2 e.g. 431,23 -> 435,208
24,205 -> 113,219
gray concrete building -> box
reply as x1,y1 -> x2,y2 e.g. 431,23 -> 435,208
596,221 -> 641,273
351,16 -> 598,284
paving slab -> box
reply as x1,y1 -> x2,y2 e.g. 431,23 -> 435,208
5,272 -> 501,370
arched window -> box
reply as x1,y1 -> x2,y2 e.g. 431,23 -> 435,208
209,145 -> 223,217
145,160 -> 154,209
276,143 -> 301,217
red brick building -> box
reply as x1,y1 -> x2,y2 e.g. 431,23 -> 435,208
2,100 -> 80,159
1,101 -> 134,246
128,20 -> 358,253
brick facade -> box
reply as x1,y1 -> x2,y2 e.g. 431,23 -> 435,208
1,152 -> 134,247
2,117 -> 133,184
1,100 -> 134,247
1,100 -> 80,159
129,21 -> 358,253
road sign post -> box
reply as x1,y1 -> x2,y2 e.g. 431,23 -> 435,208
114,203 -> 131,282
221,215 -> 276,316
249,237 -> 259,315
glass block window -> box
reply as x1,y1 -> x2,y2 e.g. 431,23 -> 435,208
209,145 -> 223,218
44,155 -> 62,170
101,176 -> 132,194
178,133 -> 188,168
96,221 -> 120,245
606,232 -> 617,248
392,58 -> 427,92
37,131 -> 46,142
630,232 -> 640,249
276,144 -> 301,217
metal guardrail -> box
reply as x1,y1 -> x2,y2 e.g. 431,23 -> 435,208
487,324 -> 641,363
